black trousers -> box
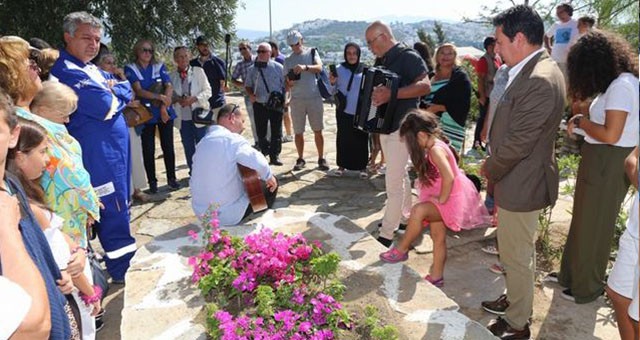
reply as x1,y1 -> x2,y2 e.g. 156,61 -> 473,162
253,102 -> 283,159
141,120 -> 176,185
242,180 -> 278,220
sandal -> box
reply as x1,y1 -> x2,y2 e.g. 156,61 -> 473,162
379,247 -> 408,263
425,274 -> 444,287
330,168 -> 345,177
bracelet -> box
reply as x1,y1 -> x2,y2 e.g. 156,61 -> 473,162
305,65 -> 309,71
80,285 -> 102,305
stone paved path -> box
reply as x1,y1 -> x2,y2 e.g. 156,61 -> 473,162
97,93 -> 620,339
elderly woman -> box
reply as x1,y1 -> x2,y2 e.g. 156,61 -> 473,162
125,39 -> 178,194
558,30 -> 639,304
422,43 -> 472,153
0,36 -> 74,340
329,42 -> 368,178
96,50 -> 149,202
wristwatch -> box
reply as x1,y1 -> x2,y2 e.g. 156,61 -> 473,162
574,116 -> 582,128
304,65 -> 309,71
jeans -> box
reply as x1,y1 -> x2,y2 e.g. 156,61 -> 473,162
179,119 -> 207,173
141,120 -> 176,185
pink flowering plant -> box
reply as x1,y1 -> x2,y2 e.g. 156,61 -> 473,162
188,207 -> 355,339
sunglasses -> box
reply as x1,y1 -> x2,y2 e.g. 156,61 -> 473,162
289,42 -> 300,48
239,47 -> 248,51
141,48 -> 154,54
257,50 -> 269,54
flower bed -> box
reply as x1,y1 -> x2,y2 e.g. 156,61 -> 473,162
188,209 -> 397,339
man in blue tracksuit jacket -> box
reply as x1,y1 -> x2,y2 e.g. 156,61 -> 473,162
50,11 -> 136,282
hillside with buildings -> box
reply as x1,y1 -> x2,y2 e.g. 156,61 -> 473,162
234,19 -> 492,64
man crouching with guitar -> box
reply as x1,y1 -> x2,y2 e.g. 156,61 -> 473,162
190,103 -> 278,225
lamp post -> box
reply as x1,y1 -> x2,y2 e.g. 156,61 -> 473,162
269,0 -> 273,40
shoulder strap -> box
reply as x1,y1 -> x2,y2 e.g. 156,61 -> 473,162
257,67 -> 271,93
346,69 -> 357,92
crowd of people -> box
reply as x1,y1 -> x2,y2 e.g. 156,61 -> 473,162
0,3 -> 638,340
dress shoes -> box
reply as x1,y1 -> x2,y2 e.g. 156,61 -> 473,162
487,317 -> 531,340
270,157 -> 283,166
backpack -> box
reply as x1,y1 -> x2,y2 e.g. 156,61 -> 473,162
310,48 -> 333,100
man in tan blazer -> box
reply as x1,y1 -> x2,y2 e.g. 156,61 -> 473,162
480,5 -> 566,339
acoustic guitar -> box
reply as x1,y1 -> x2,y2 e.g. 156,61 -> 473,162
237,164 -> 268,212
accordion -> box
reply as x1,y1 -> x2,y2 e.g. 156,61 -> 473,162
353,67 -> 400,133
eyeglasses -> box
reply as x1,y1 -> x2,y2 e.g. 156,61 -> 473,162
366,33 -> 384,46
239,47 -> 248,51
141,48 -> 154,54
289,42 -> 300,48
257,50 -> 269,54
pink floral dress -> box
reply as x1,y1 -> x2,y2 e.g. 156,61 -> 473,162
416,140 -> 491,231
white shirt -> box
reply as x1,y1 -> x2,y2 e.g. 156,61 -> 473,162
585,73 -> 639,147
0,276 -> 32,339
506,48 -> 546,89
190,125 -> 273,225
169,66 -> 212,129
545,19 -> 579,63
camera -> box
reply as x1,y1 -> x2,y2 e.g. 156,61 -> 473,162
287,69 -> 301,81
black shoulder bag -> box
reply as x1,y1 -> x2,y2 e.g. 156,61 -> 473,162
258,67 -> 284,113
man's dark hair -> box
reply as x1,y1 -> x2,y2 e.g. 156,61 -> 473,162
493,5 -> 544,46
268,41 -> 278,51
557,3 -> 574,16
577,16 -> 595,28
28,37 -> 51,50
483,36 -> 496,50
216,103 -> 239,123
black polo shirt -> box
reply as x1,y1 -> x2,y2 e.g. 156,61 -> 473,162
190,55 -> 226,109
380,43 -> 428,132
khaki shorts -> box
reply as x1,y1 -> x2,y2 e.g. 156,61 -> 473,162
290,96 -> 324,134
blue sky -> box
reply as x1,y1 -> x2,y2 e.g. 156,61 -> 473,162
235,0 -> 486,31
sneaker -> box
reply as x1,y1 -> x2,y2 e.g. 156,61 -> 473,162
282,135 -> 293,143
359,170 -> 368,179
147,182 -> 158,194
330,168 -> 345,177
318,158 -> 329,171
543,272 -> 559,283
561,288 -> 575,302
168,179 -> 181,190
293,158 -> 306,171
482,294 -> 509,315
269,156 -> 283,166
377,165 -> 386,175
481,245 -> 500,256
95,319 -> 105,332
489,263 -> 506,275
379,247 -> 408,263
487,316 -> 530,339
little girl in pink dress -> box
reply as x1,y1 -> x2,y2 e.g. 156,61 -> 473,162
380,110 -> 490,287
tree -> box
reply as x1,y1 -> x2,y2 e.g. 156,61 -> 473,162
433,21 -> 447,45
0,0 -> 239,61
416,28 -> 435,54
462,0 -> 638,47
